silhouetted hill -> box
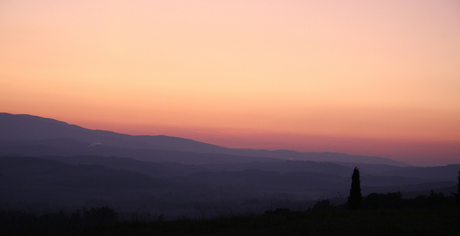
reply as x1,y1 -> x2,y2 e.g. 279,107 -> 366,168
0,155 -> 456,217
33,155 -> 457,195
0,156 -> 182,206
38,155 -> 210,177
0,113 -> 409,166
0,138 -> 280,164
202,161 -> 353,176
220,149 -> 410,166
379,164 -> 460,181
0,113 -> 223,151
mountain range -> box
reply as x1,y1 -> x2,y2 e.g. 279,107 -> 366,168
0,112 -> 458,218
0,112 -> 408,166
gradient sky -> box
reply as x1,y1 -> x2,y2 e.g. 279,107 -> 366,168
1,0 -> 459,166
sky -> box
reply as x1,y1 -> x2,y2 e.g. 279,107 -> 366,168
1,0 -> 459,166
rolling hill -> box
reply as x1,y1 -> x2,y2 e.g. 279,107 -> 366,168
0,113 -> 409,166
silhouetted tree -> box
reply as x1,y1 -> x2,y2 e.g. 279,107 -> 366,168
348,167 -> 361,210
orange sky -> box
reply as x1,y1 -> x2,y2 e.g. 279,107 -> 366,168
1,0 -> 459,166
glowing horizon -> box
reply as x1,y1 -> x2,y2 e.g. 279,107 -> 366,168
1,0 -> 459,166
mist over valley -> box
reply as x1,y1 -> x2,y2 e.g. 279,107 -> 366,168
1,113 -> 457,219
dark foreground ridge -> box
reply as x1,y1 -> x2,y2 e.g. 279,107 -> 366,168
1,193 -> 459,236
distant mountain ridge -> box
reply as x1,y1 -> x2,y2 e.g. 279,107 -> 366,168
1,155 -> 454,214
0,113 -> 222,151
0,112 -> 409,166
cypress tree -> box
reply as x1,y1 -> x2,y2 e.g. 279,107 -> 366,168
348,167 -> 362,210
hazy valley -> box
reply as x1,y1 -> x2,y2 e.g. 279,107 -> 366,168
0,112 -> 458,220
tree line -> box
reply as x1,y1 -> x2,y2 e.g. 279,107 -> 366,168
1,169 -> 458,235
346,167 -> 460,210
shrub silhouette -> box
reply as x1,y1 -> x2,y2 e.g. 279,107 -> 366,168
264,208 -> 291,215
82,206 -> 117,225
313,199 -> 332,210
348,167 -> 362,210
362,192 -> 404,209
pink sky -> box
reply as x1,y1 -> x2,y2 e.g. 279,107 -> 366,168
1,0 -> 459,166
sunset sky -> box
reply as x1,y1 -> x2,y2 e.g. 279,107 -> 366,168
1,0 -> 459,166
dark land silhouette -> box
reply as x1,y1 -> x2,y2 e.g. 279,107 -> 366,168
1,112 -> 459,235
1,186 -> 458,236
0,112 -> 409,166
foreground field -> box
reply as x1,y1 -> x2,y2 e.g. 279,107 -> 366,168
3,206 -> 457,236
